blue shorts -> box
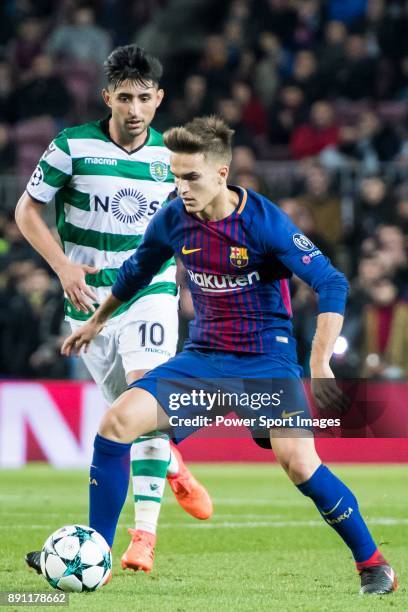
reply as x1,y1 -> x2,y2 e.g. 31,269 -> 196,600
130,337 -> 311,446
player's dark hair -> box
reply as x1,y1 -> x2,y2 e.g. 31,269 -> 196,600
104,44 -> 163,90
163,116 -> 235,163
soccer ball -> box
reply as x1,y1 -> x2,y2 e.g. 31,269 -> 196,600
40,525 -> 112,592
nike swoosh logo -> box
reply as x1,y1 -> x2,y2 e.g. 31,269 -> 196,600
384,569 -> 394,581
182,246 -> 202,255
281,410 -> 304,419
150,483 -> 160,491
322,496 -> 343,516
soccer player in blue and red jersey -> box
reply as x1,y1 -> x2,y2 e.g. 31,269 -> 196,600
63,116 -> 397,595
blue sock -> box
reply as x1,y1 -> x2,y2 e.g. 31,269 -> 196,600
297,464 -> 377,563
89,434 -> 132,548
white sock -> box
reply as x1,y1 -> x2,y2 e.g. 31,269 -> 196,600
166,448 -> 180,477
131,435 -> 170,534
134,500 -> 161,535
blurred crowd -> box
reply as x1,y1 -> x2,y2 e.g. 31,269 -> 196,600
0,0 -> 407,380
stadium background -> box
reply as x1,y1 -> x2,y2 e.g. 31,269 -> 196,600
0,3 -> 407,610
0,0 -> 407,467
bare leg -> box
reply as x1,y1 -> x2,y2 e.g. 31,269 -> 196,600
269,428 -> 321,484
99,387 -> 170,443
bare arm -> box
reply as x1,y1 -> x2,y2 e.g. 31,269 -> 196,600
15,192 -> 98,313
310,312 -> 343,373
310,312 -> 348,411
61,292 -> 123,356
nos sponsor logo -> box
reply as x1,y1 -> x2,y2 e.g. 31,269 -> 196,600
93,189 -> 160,223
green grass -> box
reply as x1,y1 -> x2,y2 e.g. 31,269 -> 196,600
0,464 -> 407,611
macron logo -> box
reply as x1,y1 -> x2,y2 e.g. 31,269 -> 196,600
187,269 -> 260,292
84,157 -> 118,166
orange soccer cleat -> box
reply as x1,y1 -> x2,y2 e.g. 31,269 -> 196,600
167,445 -> 213,520
121,529 -> 156,573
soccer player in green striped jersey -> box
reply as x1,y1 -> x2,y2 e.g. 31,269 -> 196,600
15,44 -> 212,574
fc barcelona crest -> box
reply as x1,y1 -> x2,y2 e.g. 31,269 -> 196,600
230,246 -> 249,268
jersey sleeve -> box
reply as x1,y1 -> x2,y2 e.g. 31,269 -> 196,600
259,200 -> 349,315
112,208 -> 175,302
25,131 -> 72,204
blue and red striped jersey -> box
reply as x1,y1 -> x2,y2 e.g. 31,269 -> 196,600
112,186 -> 349,353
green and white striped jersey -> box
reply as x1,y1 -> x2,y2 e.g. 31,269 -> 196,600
26,119 -> 176,322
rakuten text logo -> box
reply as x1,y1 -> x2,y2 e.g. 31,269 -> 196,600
187,269 -> 260,292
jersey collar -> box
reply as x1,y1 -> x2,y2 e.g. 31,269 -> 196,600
100,115 -> 150,155
185,185 -> 248,223
230,185 -> 248,215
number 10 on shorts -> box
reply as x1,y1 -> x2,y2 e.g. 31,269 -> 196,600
138,322 -> 165,347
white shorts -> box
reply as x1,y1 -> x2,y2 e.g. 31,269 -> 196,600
69,293 -> 179,404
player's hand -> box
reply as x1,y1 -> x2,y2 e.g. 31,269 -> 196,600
61,320 -> 104,357
56,261 -> 99,313
310,363 -> 349,414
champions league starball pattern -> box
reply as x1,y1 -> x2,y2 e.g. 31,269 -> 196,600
40,525 -> 112,592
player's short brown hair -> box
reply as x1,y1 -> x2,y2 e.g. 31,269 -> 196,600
163,116 -> 234,163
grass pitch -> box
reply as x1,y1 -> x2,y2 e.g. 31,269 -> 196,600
0,464 -> 407,611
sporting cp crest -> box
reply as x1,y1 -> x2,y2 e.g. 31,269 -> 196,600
230,246 -> 249,268
150,160 -> 168,182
